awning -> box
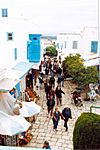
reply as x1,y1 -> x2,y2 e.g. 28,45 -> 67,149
0,61 -> 39,91
0,78 -> 20,91
12,61 -> 34,78
84,57 -> 99,67
0,110 -> 30,136
5,69 -> 24,79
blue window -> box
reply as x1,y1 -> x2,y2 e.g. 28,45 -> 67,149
91,41 -> 98,53
56,43 -> 59,49
65,41 -> 66,48
2,8 -> 8,17
14,48 -> 17,60
7,32 -> 13,41
61,44 -> 63,50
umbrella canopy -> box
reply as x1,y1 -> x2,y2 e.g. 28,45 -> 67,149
19,101 -> 41,117
0,110 -> 31,136
0,92 -> 16,115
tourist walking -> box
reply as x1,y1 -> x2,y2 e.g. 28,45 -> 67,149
57,67 -> 62,77
38,73 -> 44,90
47,86 -> 55,117
44,81 -> 52,101
45,61 -> 50,75
57,74 -> 62,87
52,107 -> 61,131
53,62 -> 58,75
49,75 -> 55,87
61,73 -> 64,87
61,107 -> 72,131
47,96 -> 55,117
55,85 -> 65,106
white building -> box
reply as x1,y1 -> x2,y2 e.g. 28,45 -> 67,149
57,27 -> 98,61
0,3 -> 40,68
0,0 -> 41,94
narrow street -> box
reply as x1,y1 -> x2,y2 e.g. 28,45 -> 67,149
25,80 -> 100,150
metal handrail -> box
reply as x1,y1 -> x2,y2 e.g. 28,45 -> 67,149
90,106 -> 100,113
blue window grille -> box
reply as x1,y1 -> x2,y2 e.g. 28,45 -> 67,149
1,8 -> 8,17
14,48 -> 17,60
91,41 -> 98,53
7,32 -> 13,41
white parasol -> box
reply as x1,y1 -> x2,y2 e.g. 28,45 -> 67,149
0,110 -> 31,136
19,101 -> 41,117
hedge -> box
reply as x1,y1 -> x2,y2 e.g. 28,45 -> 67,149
73,112 -> 100,150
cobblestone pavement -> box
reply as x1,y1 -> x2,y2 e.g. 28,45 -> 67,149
25,80 -> 100,150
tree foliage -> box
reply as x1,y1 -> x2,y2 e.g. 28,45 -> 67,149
45,45 -> 57,56
73,112 -> 100,150
63,53 -> 98,87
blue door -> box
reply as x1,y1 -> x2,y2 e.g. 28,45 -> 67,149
27,34 -> 41,62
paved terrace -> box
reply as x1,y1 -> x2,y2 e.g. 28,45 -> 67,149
25,80 -> 100,150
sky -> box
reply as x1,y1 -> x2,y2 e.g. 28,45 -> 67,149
3,0 -> 99,34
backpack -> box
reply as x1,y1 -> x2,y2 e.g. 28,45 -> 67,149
62,108 -> 71,118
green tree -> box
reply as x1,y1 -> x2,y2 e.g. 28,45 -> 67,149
81,66 -> 98,86
45,45 -> 57,56
63,53 -> 98,87
63,53 -> 84,82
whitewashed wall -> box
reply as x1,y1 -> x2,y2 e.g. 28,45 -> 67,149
0,0 -> 40,69
57,33 -> 81,60
80,27 -> 98,58
0,19 -> 29,68
57,27 -> 98,60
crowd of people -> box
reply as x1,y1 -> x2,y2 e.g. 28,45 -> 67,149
32,56 -> 97,149
36,56 -> 100,149
38,57 -> 73,134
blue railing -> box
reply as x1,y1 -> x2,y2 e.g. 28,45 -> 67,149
90,106 -> 100,113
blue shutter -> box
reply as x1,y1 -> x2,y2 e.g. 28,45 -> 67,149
14,48 -> 17,60
91,41 -> 98,53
